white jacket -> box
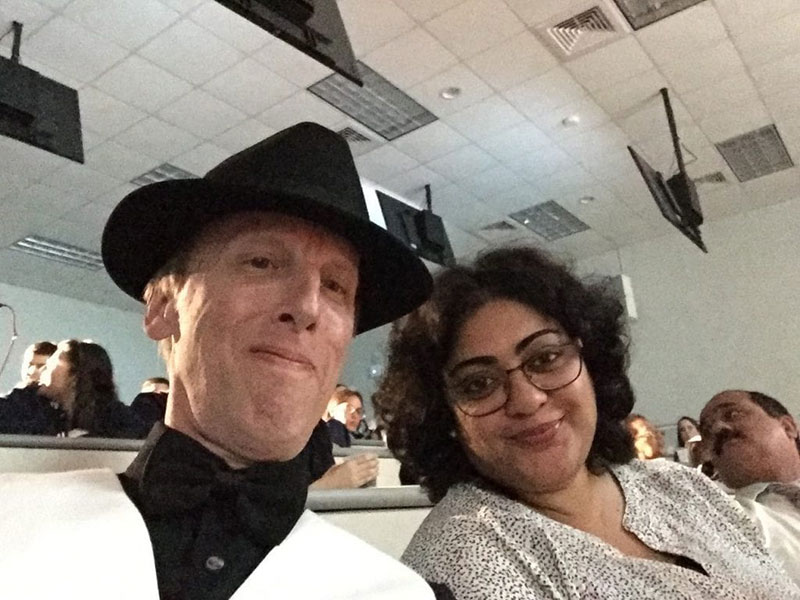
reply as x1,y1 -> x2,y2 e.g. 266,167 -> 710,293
0,469 -> 433,600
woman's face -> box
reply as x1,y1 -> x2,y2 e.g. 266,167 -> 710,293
39,347 -> 74,407
678,418 -> 699,444
446,299 -> 597,497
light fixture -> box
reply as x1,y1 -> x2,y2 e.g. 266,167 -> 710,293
579,195 -> 595,204
440,86 -> 461,100
561,114 -> 581,127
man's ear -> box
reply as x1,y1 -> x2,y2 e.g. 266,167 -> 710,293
144,286 -> 179,342
779,414 -> 799,441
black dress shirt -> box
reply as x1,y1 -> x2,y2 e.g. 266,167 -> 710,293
119,423 -> 309,600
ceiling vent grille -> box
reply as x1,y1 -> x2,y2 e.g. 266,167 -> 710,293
309,61 -> 437,141
715,125 -> 794,183
509,201 -> 590,241
532,0 -> 630,59
131,163 -> 198,187
475,219 -> 528,243
10,236 -> 104,270
693,171 -> 727,185
613,0 -> 705,30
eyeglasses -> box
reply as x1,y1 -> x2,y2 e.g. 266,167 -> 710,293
444,340 -> 583,417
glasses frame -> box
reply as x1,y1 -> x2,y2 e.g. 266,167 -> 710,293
447,340 -> 584,418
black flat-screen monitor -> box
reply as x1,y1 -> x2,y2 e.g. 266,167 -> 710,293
0,56 -> 83,163
628,146 -> 707,252
215,0 -> 361,85
377,190 -> 455,267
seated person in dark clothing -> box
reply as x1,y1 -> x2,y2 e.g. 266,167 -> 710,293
324,386 -> 352,447
130,377 -> 170,433
303,419 -> 379,489
0,382 -> 65,435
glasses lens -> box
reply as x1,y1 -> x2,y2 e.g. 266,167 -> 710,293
520,343 -> 580,390
446,367 -> 506,416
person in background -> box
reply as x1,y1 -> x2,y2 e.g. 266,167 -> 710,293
325,385 -> 353,447
626,413 -> 666,460
700,389 -> 800,584
15,341 -> 57,389
129,376 -> 170,435
375,246 -> 798,599
676,415 -> 702,466
0,123 -> 438,599
38,339 -> 147,438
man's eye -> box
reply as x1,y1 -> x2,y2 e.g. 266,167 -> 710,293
247,257 -> 275,269
323,278 -> 348,296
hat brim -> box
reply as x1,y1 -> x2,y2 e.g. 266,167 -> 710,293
101,179 -> 432,333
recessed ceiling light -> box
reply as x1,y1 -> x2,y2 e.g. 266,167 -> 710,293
579,196 -> 595,204
561,114 -> 581,127
440,86 -> 461,100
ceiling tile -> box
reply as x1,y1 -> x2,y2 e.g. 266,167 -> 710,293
443,95 -> 526,142
0,1 -> 53,39
23,15 -> 128,84
38,163 -> 121,202
259,91 -> 345,131
188,1 -> 274,52
506,144 -> 573,183
433,183 -> 503,230
0,137 -> 69,194
391,0 -> 464,23
503,0 -> 565,27
391,121 -> 469,163
139,18 -> 243,85
549,229 -> 614,260
590,69 -> 668,117
94,55 -> 193,112
114,116 -> 202,161
635,2 -> 728,64
751,50 -> 800,97
214,119 -> 276,154
732,11 -> 800,70
504,67 -> 586,119
427,144 -> 498,181
658,39 -> 748,94
566,37 -> 653,93
160,0 -> 206,13
252,38 -> 334,87
467,30 -> 557,91
355,145 -> 418,182
442,220 -> 487,261
61,200 -> 115,230
698,100 -> 771,142
680,74 -> 761,124
714,0 -> 797,36
425,0 -> 525,59
382,165 -> 448,200
36,217 -> 103,251
3,183 -> 86,219
77,87 -> 147,139
535,165 -> 600,198
94,183 -> 138,208
408,63 -> 493,117
159,89 -> 247,139
528,97 -> 610,140
364,27 -> 457,88
203,58 -> 298,116
338,0 -> 416,57
487,183 -> 542,214
558,123 -> 631,164
461,165 -> 526,199
84,140 -> 159,181
0,205 -> 58,248
477,121 -> 552,163
172,142 -> 230,175
64,0 -> 179,49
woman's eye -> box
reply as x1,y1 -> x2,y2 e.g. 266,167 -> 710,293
526,350 -> 561,369
456,375 -> 497,398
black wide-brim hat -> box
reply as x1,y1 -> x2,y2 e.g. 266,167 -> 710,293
102,122 -> 432,333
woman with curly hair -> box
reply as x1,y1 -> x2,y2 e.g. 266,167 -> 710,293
374,246 -> 797,599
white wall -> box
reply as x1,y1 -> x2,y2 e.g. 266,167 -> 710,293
577,196 -> 800,426
0,282 -> 164,402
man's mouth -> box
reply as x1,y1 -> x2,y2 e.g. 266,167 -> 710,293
249,345 -> 314,369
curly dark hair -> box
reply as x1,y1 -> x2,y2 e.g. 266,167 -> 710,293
374,246 -> 635,502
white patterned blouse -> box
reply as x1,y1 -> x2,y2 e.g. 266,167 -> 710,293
403,459 -> 800,600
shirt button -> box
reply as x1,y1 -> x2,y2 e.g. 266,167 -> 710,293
205,556 -> 225,572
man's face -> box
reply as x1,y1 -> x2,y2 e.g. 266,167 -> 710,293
21,350 -> 49,385
148,212 -> 358,465
700,390 -> 800,488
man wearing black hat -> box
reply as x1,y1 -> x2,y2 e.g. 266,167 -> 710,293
0,123 -> 437,599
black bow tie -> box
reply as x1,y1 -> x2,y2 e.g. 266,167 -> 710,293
134,425 -> 310,547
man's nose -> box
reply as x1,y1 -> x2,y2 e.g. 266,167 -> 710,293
504,371 -> 548,416
277,271 -> 320,332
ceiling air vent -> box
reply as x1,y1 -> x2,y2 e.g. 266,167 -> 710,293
613,0 -> 705,30
476,219 -> 528,243
309,61 -> 437,141
131,163 -> 198,187
532,0 -> 630,60
509,201 -> 590,241
337,126 -> 371,144
715,125 -> 794,183
10,236 -> 103,270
